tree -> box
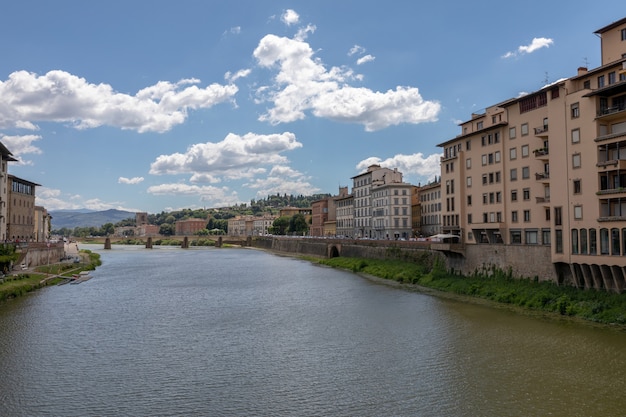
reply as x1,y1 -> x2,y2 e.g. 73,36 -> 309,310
269,216 -> 290,235
159,223 -> 175,236
289,213 -> 309,235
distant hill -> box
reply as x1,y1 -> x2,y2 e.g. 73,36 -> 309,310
51,209 -> 135,230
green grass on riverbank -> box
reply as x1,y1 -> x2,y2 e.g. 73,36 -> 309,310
313,256 -> 626,327
0,250 -> 102,302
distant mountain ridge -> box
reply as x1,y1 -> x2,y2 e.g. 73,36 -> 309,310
51,209 -> 135,230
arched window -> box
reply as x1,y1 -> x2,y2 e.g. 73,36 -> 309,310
612,228 -> 621,255
590,229 -> 597,255
571,229 -> 579,254
580,229 -> 588,254
600,228 -> 610,255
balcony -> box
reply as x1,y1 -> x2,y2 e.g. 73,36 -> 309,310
597,187 -> 626,196
535,196 -> 551,204
534,125 -> 549,136
598,216 -> 626,222
596,105 -> 626,121
535,172 -> 550,182
597,159 -> 626,171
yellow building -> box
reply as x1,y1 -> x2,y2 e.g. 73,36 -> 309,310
438,17 -> 626,291
7,175 -> 40,241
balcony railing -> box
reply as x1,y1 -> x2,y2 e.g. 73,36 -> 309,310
597,159 -> 626,170
598,216 -> 626,222
597,105 -> 626,118
535,172 -> 550,180
535,196 -> 550,203
597,187 -> 626,195
534,125 -> 549,135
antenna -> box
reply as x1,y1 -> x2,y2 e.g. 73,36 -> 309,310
543,71 -> 549,86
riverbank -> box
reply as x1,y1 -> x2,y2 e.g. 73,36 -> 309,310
299,255 -> 626,330
0,250 -> 101,302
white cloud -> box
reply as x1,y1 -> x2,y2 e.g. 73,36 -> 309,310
356,54 -> 375,65
225,68 -> 252,83
149,131 -> 302,180
36,187 -> 138,211
118,176 -> 144,185
281,9 -> 299,26
0,70 -> 238,133
253,34 -> 440,131
0,134 -> 43,156
503,37 -> 554,59
147,183 -> 241,207
348,45 -> 366,56
244,165 -> 320,197
356,152 -> 442,181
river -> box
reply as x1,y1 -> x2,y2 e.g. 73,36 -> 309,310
0,245 -> 625,416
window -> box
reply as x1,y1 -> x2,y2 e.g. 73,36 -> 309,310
590,228 -> 597,255
466,140 -> 471,150
511,190 -> 518,201
510,230 -> 522,244
510,168 -> 517,181
580,229 -> 588,254
495,151 -> 501,163
612,228 -> 621,255
482,193 -> 488,204
509,126 -> 516,139
495,171 -> 501,183
555,230 -> 563,253
523,210 -> 531,222
467,195 -> 472,205
573,179 -> 581,194
600,228 -> 609,255
512,211 -> 518,222
468,214 -> 472,224
521,123 -> 529,136
571,102 -> 579,118
622,28 -> 626,41
482,174 -> 487,185
609,71 -> 616,85
542,229 -> 551,245
477,121 -> 483,130
526,230 -> 538,245
584,80 -> 591,89
523,188 -> 530,200
482,155 -> 487,165
554,207 -> 562,226
522,167 -> 530,179
572,229 -> 579,254
598,75 -> 605,89
574,205 -> 582,220
572,153 -> 581,168
510,147 -> 517,160
521,145 -> 529,157
466,176 -> 472,187
571,128 -> 580,144
466,158 -> 471,169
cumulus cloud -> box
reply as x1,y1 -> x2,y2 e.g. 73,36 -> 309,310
0,70 -> 238,133
35,187 -> 137,211
253,34 -> 440,131
149,131 -> 302,180
244,165 -> 320,197
118,176 -> 144,185
356,152 -> 442,181
502,37 -> 554,58
356,55 -> 375,65
0,134 -> 42,156
225,68 -> 252,83
147,183 -> 241,207
281,9 -> 299,26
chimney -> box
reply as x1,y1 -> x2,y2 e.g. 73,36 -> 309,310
577,67 -> 588,76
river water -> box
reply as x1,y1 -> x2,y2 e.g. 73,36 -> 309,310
0,245 -> 625,416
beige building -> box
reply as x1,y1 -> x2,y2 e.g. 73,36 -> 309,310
334,186 -> 353,238
419,178 -> 442,237
34,206 -> 51,242
438,17 -> 626,290
7,175 -> 40,241
0,143 -> 18,241
228,215 -> 276,237
371,175 -> 413,240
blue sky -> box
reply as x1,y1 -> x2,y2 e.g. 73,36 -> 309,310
0,1 -> 623,213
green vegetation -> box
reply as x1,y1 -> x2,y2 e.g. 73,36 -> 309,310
315,256 -> 626,327
0,250 -> 102,302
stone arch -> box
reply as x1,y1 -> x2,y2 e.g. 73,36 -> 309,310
328,245 -> 340,258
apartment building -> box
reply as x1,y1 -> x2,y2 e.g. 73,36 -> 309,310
34,206 -> 51,242
228,215 -> 276,237
175,218 -> 207,236
352,165 -> 404,238
370,175 -> 413,240
0,143 -> 18,241
419,178 -> 442,237
310,197 -> 329,237
334,186 -> 354,238
438,17 -> 626,290
7,175 -> 40,241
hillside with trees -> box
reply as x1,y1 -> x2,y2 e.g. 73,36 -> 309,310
51,193 -> 330,237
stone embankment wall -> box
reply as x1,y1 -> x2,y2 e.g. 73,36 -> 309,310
17,243 -> 65,269
251,237 -> 557,283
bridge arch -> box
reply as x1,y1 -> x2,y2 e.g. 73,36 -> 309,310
328,244 -> 340,258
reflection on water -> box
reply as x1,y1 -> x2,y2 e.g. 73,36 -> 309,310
0,245 -> 625,416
